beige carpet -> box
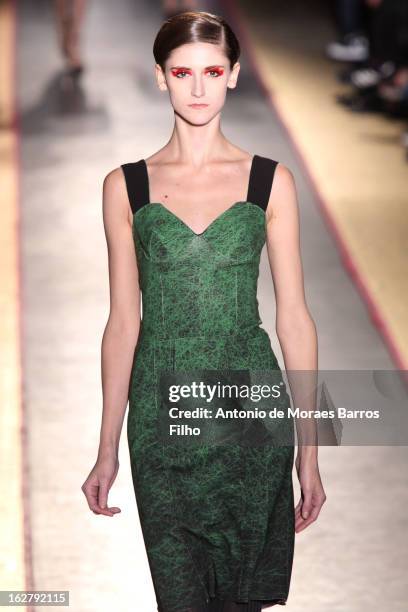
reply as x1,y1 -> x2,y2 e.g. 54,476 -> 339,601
234,0 -> 408,369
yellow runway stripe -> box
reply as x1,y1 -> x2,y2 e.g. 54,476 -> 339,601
231,0 -> 408,369
0,0 -> 31,605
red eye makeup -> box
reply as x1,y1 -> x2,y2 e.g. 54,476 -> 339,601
171,68 -> 192,78
206,67 -> 224,76
170,66 -> 225,78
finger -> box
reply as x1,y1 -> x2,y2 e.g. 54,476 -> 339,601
83,483 -> 115,516
83,482 -> 100,511
90,504 -> 118,516
294,505 -> 304,522
295,516 -> 314,532
106,507 -> 121,515
295,503 -> 322,532
101,506 -> 121,514
294,497 -> 302,515
300,490 -> 313,520
98,479 -> 109,510
295,513 -> 314,532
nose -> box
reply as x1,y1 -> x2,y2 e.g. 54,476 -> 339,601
191,73 -> 205,98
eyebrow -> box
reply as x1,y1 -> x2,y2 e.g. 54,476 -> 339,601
169,65 -> 226,70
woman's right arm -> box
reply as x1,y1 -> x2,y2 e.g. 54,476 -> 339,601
81,166 -> 141,517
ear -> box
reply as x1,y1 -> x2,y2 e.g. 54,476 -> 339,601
155,63 -> 168,91
227,61 -> 241,89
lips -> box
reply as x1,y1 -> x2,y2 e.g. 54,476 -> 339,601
188,104 -> 209,108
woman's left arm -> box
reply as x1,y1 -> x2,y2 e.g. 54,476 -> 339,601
265,162 -> 326,533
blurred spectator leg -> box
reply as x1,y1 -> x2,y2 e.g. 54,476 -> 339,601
336,0 -> 364,37
351,0 -> 407,89
54,0 -> 87,78
326,0 -> 370,61
54,0 -> 70,62
369,0 -> 399,66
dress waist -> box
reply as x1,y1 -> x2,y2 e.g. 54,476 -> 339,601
131,321 -> 279,376
136,322 -> 268,345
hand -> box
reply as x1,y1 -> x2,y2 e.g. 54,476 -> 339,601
81,452 -> 121,517
294,454 -> 326,533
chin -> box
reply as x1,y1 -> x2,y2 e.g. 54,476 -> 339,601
175,108 -> 218,125
189,107 -> 222,121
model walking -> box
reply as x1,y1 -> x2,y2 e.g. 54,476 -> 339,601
82,11 -> 326,612
53,0 -> 87,78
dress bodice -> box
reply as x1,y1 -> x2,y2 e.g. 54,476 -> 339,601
121,155 -> 278,340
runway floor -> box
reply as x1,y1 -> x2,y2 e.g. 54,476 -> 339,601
1,0 -> 407,610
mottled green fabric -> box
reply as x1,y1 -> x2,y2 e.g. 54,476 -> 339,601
127,201 -> 295,612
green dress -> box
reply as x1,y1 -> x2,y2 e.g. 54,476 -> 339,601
121,155 -> 295,612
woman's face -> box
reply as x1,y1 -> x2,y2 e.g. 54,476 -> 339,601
155,41 -> 240,124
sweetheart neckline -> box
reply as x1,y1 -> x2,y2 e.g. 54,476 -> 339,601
140,200 -> 254,236
140,156 -> 257,236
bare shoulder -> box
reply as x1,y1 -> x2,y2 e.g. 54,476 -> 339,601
103,166 -> 127,199
265,162 -> 298,224
102,166 -> 132,227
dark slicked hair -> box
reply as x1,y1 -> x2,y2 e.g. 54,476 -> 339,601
153,11 -> 241,71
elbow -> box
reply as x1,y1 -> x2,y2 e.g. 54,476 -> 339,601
276,309 -> 316,342
106,313 -> 141,344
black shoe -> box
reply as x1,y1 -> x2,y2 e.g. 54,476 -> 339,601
67,64 -> 84,80
336,90 -> 384,113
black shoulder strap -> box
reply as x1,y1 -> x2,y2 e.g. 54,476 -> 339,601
247,154 -> 278,211
121,160 -> 150,215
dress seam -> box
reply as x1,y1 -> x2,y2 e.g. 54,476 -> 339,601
161,442 -> 210,604
235,268 -> 238,324
237,445 -> 246,598
160,272 -> 165,328
155,354 -> 210,606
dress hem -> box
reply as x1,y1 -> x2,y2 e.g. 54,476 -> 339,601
157,594 -> 288,612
